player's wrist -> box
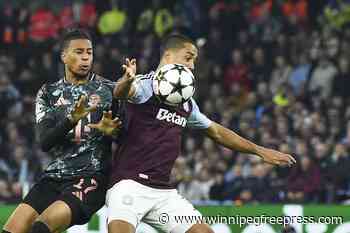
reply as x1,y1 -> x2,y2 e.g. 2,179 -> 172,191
101,126 -> 119,137
123,75 -> 135,84
253,145 -> 264,157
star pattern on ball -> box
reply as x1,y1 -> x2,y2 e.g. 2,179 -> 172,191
169,78 -> 188,96
172,64 -> 187,75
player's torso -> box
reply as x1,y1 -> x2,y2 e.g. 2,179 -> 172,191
112,95 -> 193,188
43,74 -> 115,179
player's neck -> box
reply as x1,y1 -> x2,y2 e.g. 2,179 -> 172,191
65,69 -> 89,85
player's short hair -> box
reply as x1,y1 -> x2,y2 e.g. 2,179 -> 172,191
160,34 -> 197,57
60,28 -> 92,52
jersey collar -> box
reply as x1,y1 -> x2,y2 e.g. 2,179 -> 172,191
62,72 -> 95,85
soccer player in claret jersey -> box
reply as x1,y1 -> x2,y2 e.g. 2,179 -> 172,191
2,28 -> 135,233
107,34 -> 296,233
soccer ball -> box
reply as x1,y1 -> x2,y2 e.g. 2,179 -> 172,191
152,64 -> 195,106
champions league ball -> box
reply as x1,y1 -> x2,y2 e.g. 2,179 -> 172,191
152,64 -> 195,106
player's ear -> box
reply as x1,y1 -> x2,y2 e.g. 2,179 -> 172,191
61,52 -> 67,64
163,50 -> 173,63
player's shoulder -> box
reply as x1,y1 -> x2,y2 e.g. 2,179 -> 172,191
188,97 -> 197,106
188,97 -> 197,110
133,71 -> 155,88
37,79 -> 63,97
91,73 -> 113,84
36,84 -> 48,98
187,97 -> 201,113
93,73 -> 109,82
135,71 -> 155,81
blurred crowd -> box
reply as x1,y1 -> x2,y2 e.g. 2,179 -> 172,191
1,0 -> 350,205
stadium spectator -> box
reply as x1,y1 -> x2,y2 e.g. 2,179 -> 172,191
29,6 -> 59,42
282,0 -> 308,22
224,49 -> 250,92
308,56 -> 338,99
250,47 -> 271,88
209,173 -> 225,201
269,55 -> 292,95
0,75 -> 22,119
287,156 -> 321,202
332,56 -> 350,99
329,143 -> 350,201
79,0 -> 98,28
288,53 -> 311,96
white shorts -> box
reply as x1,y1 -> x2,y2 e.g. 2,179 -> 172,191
106,179 -> 202,233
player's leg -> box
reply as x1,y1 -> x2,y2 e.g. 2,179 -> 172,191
3,179 -> 59,233
145,189 -> 214,233
106,180 -> 155,233
29,200 -> 72,233
186,224 -> 214,233
2,203 -> 39,233
108,220 -> 135,233
29,175 -> 108,233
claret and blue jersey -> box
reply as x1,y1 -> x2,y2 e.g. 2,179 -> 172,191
109,71 -> 212,189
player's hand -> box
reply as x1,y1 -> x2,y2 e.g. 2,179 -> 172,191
257,147 -> 296,166
122,58 -> 136,83
87,111 -> 122,136
69,95 -> 97,124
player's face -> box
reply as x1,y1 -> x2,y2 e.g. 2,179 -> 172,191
62,39 -> 93,78
168,43 -> 198,71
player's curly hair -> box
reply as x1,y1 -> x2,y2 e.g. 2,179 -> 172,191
60,28 -> 92,52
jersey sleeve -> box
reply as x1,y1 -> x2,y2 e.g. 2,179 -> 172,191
129,74 -> 154,104
103,80 -> 117,93
95,74 -> 117,94
35,85 -> 54,124
186,98 -> 212,129
35,85 -> 75,152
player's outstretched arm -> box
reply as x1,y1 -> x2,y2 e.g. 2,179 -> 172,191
37,95 -> 96,152
113,58 -> 136,99
205,122 -> 296,166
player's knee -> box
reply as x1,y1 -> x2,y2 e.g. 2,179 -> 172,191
28,221 -> 51,233
3,221 -> 26,233
3,204 -> 38,233
189,228 -> 214,233
35,215 -> 50,227
186,224 -> 214,233
108,220 -> 135,233
34,200 -> 72,232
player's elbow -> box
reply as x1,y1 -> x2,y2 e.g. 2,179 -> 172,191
210,131 -> 223,143
113,80 -> 134,99
114,87 -> 131,100
113,86 -> 124,98
206,123 -> 223,143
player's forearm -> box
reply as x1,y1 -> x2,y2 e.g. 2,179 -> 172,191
206,122 -> 260,155
37,117 -> 76,152
113,77 -> 135,99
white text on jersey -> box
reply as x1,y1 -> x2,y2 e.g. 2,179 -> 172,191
156,108 -> 187,127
